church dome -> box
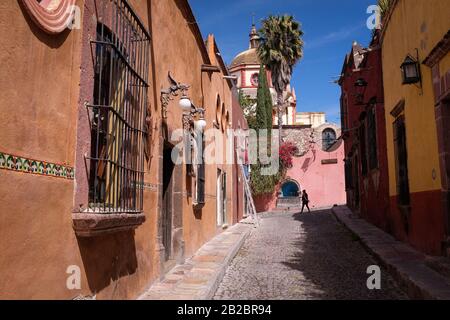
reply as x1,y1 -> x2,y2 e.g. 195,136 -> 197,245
229,24 -> 261,69
230,48 -> 260,68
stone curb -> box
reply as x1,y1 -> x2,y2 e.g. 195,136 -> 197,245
331,205 -> 450,300
138,219 -> 254,300
203,221 -> 253,300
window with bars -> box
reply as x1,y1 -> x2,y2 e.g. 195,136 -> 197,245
393,116 -> 410,206
340,94 -> 348,131
344,159 -> 353,190
191,132 -> 205,208
367,105 -> 378,170
87,0 -> 151,213
359,123 -> 368,176
322,128 -> 337,151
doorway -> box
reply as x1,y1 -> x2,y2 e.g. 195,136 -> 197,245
281,180 -> 300,197
217,169 -> 227,226
162,144 -> 175,262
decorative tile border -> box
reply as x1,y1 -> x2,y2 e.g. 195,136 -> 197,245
0,152 -> 75,180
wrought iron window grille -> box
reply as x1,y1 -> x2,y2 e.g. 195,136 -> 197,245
86,0 -> 151,214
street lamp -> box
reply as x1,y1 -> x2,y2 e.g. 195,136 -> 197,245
194,113 -> 207,132
400,54 -> 421,85
179,95 -> 192,112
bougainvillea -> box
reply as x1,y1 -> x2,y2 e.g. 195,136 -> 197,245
279,141 -> 298,170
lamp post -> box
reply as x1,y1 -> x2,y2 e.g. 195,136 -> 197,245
161,73 -> 207,175
177,94 -> 207,176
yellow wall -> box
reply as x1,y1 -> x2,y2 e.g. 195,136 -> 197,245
382,0 -> 450,196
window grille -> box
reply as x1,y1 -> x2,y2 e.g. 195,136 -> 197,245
86,0 -> 151,213
322,128 -> 337,151
359,123 -> 368,176
393,116 -> 410,206
191,132 -> 205,207
367,106 -> 378,170
344,159 -> 353,190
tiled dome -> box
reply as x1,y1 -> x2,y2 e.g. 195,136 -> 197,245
229,48 -> 260,68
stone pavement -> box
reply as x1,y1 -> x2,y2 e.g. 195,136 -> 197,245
332,205 -> 450,300
138,218 -> 255,300
214,209 -> 407,300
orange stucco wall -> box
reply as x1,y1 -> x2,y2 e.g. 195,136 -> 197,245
0,0 -> 241,300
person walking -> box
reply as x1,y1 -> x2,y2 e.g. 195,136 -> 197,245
301,190 -> 311,213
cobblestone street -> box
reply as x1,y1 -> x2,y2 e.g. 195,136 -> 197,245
213,210 -> 408,300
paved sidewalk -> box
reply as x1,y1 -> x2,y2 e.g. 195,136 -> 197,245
138,219 -> 255,300
332,205 -> 450,299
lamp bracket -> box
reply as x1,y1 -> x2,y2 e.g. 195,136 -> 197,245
161,72 -> 191,119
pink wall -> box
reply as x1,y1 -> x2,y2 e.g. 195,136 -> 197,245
286,142 -> 346,209
253,140 -> 346,212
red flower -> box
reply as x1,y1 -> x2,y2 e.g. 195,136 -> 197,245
279,142 -> 298,169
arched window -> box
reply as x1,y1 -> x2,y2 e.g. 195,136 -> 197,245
322,128 -> 337,151
215,95 -> 221,127
250,73 -> 259,87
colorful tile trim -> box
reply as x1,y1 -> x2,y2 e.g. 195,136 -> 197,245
0,152 -> 75,180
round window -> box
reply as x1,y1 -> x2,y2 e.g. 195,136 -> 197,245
250,73 -> 259,87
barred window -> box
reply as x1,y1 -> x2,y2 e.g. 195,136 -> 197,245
87,1 -> 151,213
344,159 -> 353,190
359,123 -> 368,176
367,105 -> 378,170
322,128 -> 337,151
393,116 -> 410,206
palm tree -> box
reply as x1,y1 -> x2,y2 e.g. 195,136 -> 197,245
378,0 -> 392,20
257,15 -> 304,147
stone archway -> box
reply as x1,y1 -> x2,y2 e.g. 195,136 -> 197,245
277,179 -> 302,209
281,179 -> 301,197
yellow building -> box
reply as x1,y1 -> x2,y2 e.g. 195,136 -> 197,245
381,0 -> 450,255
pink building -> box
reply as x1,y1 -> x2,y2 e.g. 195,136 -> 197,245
229,24 -> 346,212
255,123 -> 346,212
282,123 -> 346,209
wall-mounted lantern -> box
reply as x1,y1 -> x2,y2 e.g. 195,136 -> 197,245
354,78 -> 368,105
160,72 -> 190,119
179,95 -> 207,133
400,54 -> 421,85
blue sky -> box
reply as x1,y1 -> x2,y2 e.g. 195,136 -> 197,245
189,0 -> 376,124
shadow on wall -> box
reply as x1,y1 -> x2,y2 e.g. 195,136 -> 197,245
76,231 -> 138,297
280,211 -> 406,299
18,0 -> 71,49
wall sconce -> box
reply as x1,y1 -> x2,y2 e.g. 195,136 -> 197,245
161,72 -> 190,119
354,78 -> 368,105
400,51 -> 422,86
178,96 -> 207,132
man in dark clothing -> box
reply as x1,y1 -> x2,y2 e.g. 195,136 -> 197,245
301,190 -> 311,213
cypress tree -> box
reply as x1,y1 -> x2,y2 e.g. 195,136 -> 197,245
250,64 -> 278,195
255,64 -> 268,134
